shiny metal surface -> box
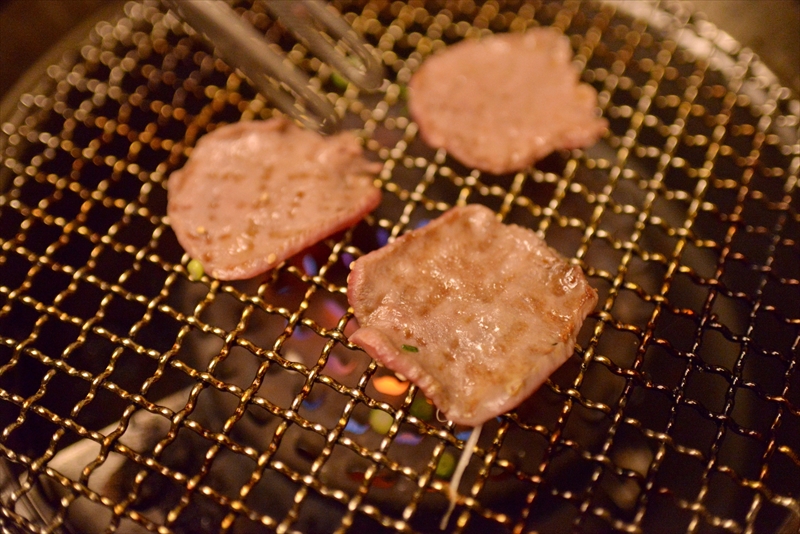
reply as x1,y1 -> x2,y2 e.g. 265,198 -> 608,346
1,1 -> 799,533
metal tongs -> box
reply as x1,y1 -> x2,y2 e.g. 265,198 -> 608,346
162,0 -> 383,133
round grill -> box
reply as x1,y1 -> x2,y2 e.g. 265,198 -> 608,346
1,1 -> 799,533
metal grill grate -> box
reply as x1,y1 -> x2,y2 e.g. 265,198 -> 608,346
1,1 -> 799,533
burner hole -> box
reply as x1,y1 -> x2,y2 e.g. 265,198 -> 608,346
244,402 -> 273,426
300,385 -> 327,411
346,466 -> 398,489
344,404 -> 371,435
295,432 -> 325,462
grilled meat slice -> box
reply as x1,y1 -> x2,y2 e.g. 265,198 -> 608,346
409,28 -> 607,174
347,205 -> 597,426
167,118 -> 381,280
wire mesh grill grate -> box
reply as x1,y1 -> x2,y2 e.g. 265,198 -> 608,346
1,1 -> 798,533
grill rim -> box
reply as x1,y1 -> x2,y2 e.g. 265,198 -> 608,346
0,0 -> 128,165
1,0 -> 799,533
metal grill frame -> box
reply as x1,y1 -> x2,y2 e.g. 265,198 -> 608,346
1,0 -> 799,533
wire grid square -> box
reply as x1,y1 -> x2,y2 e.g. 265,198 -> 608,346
0,0 -> 798,533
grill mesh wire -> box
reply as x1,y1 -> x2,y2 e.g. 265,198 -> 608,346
1,0 -> 799,532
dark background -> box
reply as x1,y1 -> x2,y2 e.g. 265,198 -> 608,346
1,0 -> 118,103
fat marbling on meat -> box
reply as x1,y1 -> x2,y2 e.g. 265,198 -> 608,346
167,118 -> 381,280
408,28 -> 607,175
347,205 -> 597,427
